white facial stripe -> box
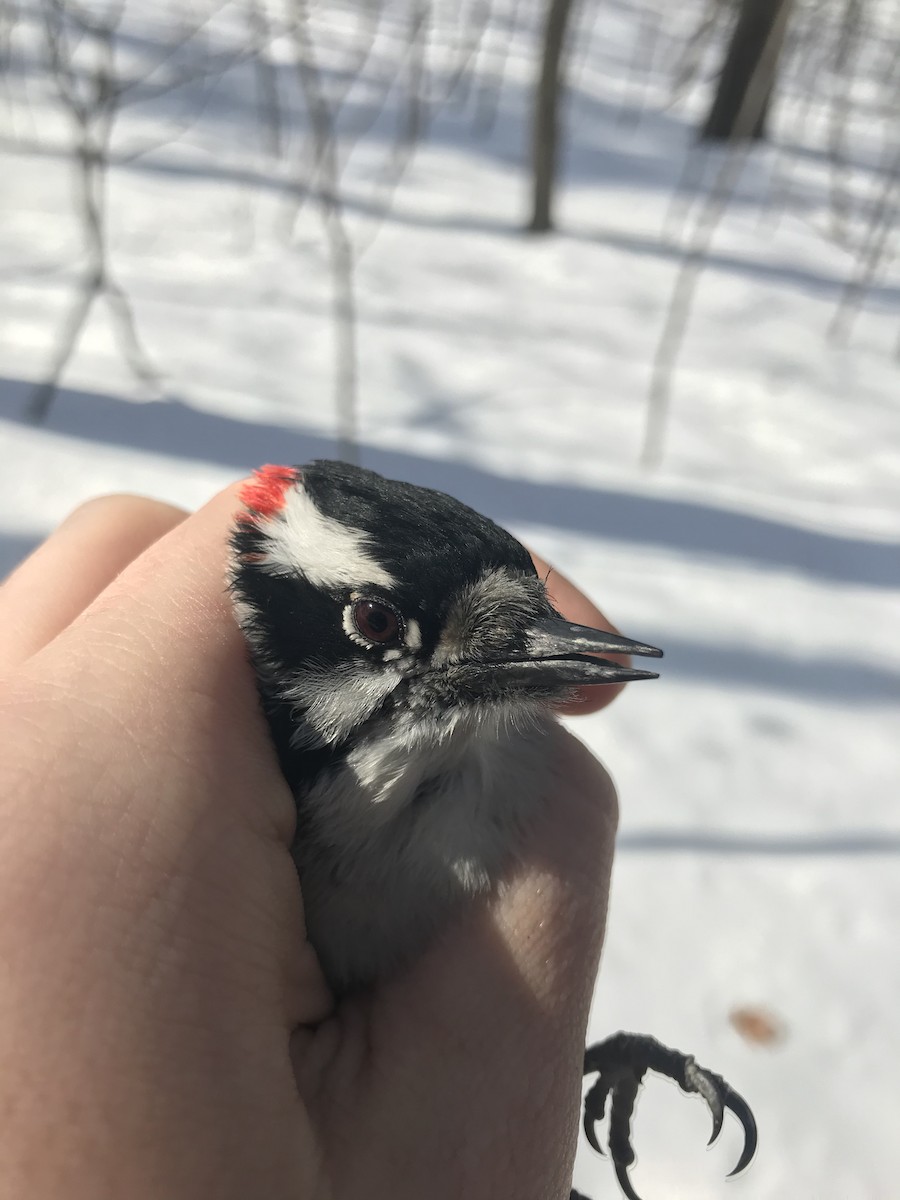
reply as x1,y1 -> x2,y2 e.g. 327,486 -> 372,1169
284,662 -> 400,749
256,485 -> 396,590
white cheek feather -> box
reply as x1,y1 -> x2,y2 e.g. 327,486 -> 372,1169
344,698 -> 547,819
257,486 -> 396,590
283,662 -> 401,749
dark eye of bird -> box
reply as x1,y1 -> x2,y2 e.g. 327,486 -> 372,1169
353,599 -> 402,646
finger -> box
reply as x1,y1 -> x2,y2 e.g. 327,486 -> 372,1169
22,482 -> 296,837
13,481 -> 331,1025
530,551 -> 631,715
0,495 -> 187,672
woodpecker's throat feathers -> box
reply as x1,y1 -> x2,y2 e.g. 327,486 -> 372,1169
230,461 -> 662,989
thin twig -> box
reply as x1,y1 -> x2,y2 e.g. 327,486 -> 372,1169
290,0 -> 359,464
27,0 -> 159,423
642,0 -> 795,468
829,140 -> 900,342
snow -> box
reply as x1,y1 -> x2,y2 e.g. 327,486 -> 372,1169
1,1 -> 898,1196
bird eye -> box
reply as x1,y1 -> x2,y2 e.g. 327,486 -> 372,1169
352,599 -> 402,646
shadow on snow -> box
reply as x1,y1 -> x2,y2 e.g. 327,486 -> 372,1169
2,379 -> 899,711
2,379 -> 897,589
617,829 -> 900,856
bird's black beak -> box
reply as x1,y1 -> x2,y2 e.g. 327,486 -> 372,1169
487,616 -> 663,690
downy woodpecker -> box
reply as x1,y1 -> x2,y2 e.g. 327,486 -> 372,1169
229,460 -> 756,1200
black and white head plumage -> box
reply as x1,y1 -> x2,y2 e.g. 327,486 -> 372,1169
230,461 -> 659,990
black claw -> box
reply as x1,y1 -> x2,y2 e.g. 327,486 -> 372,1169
583,1075 -> 613,1155
584,1109 -> 605,1157
614,1160 -> 643,1200
724,1087 -> 758,1176
684,1057 -> 756,1173
706,1108 -> 724,1147
684,1059 -> 726,1146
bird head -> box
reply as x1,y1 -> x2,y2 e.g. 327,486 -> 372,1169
230,461 -> 661,773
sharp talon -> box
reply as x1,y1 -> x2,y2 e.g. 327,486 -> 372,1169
724,1087 -> 758,1176
583,1075 -> 613,1155
614,1159 -> 643,1200
703,1089 -> 725,1147
684,1056 -> 725,1145
584,1108 -> 605,1157
684,1054 -> 757,1169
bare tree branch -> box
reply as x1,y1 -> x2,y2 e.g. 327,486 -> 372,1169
289,0 -> 359,464
27,0 -> 159,423
471,0 -> 521,136
829,140 -> 900,342
826,0 -> 864,248
245,0 -> 283,159
642,0 -> 796,468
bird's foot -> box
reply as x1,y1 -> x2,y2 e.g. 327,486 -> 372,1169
578,1030 -> 757,1200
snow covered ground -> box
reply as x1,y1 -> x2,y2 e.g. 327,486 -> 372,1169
1,2 -> 898,1196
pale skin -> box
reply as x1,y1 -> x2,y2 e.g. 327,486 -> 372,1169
0,487 -> 625,1200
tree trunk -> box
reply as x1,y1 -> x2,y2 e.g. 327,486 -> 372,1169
701,0 -> 794,141
528,0 -> 575,233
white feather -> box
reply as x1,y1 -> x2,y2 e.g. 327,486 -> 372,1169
256,486 -> 396,590
282,661 -> 401,749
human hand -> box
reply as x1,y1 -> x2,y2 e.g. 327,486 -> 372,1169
0,486 -> 620,1199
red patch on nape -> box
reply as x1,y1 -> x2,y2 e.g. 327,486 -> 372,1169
239,464 -> 299,520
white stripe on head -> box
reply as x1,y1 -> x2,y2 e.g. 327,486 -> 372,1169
256,484 -> 396,590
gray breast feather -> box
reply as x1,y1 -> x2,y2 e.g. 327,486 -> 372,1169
294,708 -> 560,989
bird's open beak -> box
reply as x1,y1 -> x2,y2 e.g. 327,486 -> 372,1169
486,616 -> 663,689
